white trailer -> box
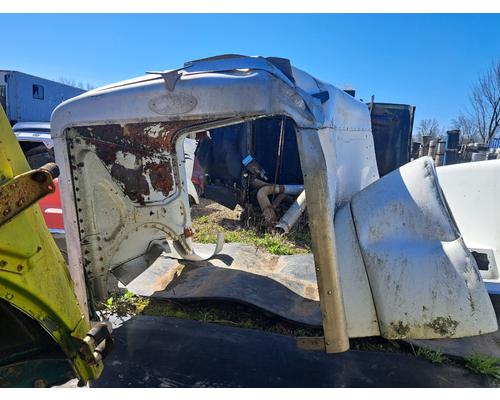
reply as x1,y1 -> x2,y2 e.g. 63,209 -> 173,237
0,70 -> 85,124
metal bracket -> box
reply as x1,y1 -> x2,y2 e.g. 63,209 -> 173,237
0,163 -> 58,226
81,321 -> 113,365
147,69 -> 183,92
170,232 -> 225,262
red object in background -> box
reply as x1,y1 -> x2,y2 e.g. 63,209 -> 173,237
37,164 -> 202,233
34,149 -> 201,234
38,178 -> 64,232
192,156 -> 205,194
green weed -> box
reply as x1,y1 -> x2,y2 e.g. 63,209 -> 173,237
416,347 -> 448,364
465,353 -> 500,379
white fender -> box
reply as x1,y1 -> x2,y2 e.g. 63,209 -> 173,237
338,156 -> 497,339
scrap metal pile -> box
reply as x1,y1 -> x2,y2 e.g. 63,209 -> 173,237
194,101 -> 416,234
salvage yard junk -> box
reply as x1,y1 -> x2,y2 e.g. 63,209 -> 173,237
195,99 -> 415,232
412,129 -> 500,166
52,54 -> 498,353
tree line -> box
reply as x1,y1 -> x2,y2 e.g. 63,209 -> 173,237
58,77 -> 95,91
415,60 -> 500,144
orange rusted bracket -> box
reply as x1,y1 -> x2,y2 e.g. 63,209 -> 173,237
0,163 -> 58,226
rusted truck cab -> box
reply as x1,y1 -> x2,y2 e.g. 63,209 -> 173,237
52,55 -> 497,353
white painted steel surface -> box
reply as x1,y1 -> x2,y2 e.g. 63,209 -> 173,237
184,138 -> 199,204
12,121 -> 52,148
334,205 -> 380,337
349,157 -> 497,338
437,159 -> 500,294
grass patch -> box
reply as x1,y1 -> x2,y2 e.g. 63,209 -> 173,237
465,353 -> 500,379
192,214 -> 309,255
142,298 -> 322,336
350,337 -> 403,353
416,347 -> 448,364
98,291 -> 407,356
100,290 -> 149,316
98,292 -> 447,362
98,290 -> 322,337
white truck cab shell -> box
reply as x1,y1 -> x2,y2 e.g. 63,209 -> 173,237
52,55 -> 497,352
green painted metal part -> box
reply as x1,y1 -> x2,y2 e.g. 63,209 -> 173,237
0,106 -> 104,385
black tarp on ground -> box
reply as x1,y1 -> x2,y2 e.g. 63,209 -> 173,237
93,316 -> 495,388
125,243 -> 500,361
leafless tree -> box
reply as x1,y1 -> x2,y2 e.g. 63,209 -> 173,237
455,60 -> 500,144
415,118 -> 443,142
451,114 -> 480,143
58,77 -> 95,91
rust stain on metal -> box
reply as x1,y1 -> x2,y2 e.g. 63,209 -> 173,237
144,161 -> 174,197
75,120 -> 213,204
95,141 -> 118,165
0,167 -> 55,226
77,120 -> 211,159
123,121 -> 201,153
183,227 -> 194,238
110,164 -> 150,205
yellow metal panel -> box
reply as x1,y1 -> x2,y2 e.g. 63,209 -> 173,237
0,106 -> 103,383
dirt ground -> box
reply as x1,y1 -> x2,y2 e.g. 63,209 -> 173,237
191,197 -> 243,229
190,198 -> 311,255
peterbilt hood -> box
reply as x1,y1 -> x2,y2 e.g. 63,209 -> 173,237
51,54 -> 373,305
52,54 -> 497,353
